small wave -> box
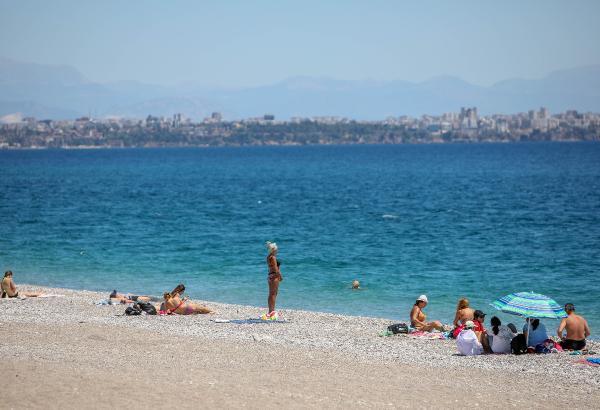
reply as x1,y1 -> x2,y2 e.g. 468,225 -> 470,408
382,214 -> 398,219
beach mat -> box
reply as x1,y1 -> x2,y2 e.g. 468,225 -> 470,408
212,318 -> 289,324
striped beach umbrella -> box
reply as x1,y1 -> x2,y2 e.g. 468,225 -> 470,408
490,292 -> 567,319
490,291 -> 567,346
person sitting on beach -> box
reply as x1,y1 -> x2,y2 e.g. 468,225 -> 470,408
557,303 -> 590,351
453,298 -> 474,327
456,320 -> 483,356
472,310 -> 491,353
489,316 -> 517,354
109,290 -> 151,304
451,298 -> 475,338
161,285 -> 212,315
265,241 -> 282,320
1,271 -> 43,298
523,318 -> 548,348
410,295 -> 443,332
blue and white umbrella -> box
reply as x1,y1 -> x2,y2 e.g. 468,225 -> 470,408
490,291 -> 566,345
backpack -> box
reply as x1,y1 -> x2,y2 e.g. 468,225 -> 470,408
136,301 -> 157,315
125,304 -> 142,316
387,322 -> 410,334
511,334 -> 528,354
125,302 -> 157,316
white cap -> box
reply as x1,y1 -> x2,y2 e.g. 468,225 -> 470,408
464,320 -> 475,329
417,295 -> 428,303
266,241 -> 278,254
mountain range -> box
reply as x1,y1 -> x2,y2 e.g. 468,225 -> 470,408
1,57 -> 599,121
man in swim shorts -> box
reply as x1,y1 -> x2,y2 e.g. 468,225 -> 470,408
557,303 -> 590,350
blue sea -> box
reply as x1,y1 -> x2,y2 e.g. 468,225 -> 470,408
1,143 -> 599,336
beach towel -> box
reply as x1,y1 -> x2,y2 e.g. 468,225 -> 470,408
575,358 -> 600,367
408,330 -> 448,340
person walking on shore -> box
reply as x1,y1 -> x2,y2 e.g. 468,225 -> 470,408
265,241 -> 282,320
557,303 -> 590,350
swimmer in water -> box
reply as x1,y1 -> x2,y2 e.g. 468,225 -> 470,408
352,280 -> 360,289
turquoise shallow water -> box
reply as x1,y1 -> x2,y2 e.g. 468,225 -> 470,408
1,143 -> 599,336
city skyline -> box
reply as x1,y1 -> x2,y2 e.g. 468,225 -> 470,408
1,0 -> 599,87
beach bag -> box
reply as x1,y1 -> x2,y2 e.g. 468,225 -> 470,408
125,305 -> 142,316
535,339 -> 562,354
387,323 -> 410,334
511,334 -> 528,355
136,301 -> 157,315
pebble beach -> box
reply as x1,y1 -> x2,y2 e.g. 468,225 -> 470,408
1,285 -> 599,409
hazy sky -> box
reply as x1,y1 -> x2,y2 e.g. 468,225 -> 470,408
1,0 -> 599,87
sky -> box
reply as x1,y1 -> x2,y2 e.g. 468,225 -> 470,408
1,0 -> 599,87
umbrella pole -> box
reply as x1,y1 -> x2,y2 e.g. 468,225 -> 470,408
526,318 -> 530,347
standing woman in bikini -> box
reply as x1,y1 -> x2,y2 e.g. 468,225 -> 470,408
265,241 -> 282,319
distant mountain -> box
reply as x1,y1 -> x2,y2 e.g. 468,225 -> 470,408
0,57 -> 599,120
0,57 -> 87,86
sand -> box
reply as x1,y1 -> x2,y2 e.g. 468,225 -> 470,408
1,285 -> 598,409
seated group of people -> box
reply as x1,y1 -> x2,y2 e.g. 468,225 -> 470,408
409,295 -> 591,356
451,298 -> 591,356
110,283 -> 213,315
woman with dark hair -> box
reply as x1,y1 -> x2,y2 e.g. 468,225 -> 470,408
489,316 -> 517,354
523,318 -> 548,347
160,283 -> 212,315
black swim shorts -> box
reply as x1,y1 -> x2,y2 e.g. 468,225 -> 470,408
560,339 -> 586,350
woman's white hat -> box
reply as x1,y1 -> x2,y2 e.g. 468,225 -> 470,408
417,295 -> 428,303
266,241 -> 278,253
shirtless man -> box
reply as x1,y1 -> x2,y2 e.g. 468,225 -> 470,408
1,271 -> 42,298
557,303 -> 591,350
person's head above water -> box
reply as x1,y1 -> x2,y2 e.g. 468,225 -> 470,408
352,280 -> 360,289
266,241 -> 278,255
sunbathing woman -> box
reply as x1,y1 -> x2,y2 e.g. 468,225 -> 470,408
410,295 -> 443,331
1,271 -> 43,298
161,287 -> 212,315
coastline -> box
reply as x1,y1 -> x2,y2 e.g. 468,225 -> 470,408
1,284 -> 598,408
0,139 -> 596,150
